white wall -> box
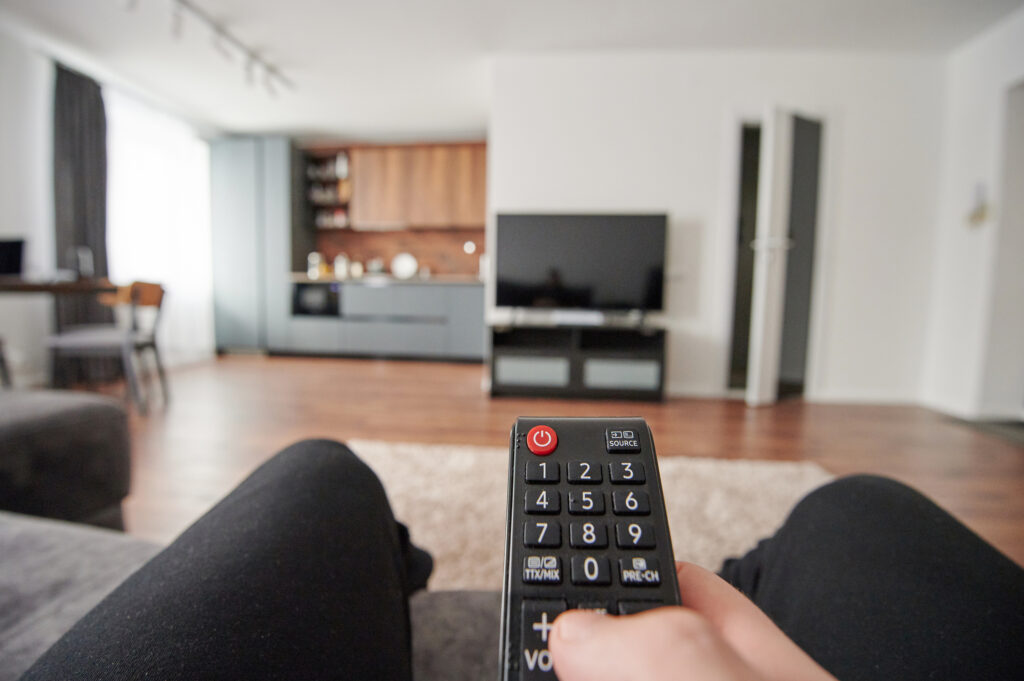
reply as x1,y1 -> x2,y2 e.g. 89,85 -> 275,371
489,52 -> 943,400
0,31 -> 54,386
921,7 -> 1024,419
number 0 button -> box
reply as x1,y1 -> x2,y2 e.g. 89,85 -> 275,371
571,556 -> 611,585
612,490 -> 650,515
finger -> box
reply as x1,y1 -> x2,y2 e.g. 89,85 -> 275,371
674,562 -> 835,681
549,607 -> 760,681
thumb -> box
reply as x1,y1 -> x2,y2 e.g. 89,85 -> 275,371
549,607 -> 759,681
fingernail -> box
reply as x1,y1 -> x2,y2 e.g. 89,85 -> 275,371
554,611 -> 601,642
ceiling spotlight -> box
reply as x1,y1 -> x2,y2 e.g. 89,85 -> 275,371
171,2 -> 184,39
263,70 -> 278,98
212,27 -> 233,61
245,53 -> 257,85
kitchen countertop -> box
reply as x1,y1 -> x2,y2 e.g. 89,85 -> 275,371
289,272 -> 483,286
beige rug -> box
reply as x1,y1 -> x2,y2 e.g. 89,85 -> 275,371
348,439 -> 835,591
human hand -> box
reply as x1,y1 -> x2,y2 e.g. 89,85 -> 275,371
549,562 -> 837,681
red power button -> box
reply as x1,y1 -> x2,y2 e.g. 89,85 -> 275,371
526,425 -> 558,455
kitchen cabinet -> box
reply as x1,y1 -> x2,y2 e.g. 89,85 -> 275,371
349,146 -> 411,229
348,143 -> 485,230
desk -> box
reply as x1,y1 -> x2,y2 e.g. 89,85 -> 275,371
0,277 -> 117,295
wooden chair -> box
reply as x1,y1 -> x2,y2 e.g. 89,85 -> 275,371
0,338 -> 11,388
46,281 -> 169,414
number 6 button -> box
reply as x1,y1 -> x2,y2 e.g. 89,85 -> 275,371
612,490 -> 650,515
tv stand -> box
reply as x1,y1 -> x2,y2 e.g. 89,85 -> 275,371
489,324 -> 665,401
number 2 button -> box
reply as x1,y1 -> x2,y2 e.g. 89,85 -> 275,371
568,462 -> 602,483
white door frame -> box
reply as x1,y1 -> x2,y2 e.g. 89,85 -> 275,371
718,106 -> 835,404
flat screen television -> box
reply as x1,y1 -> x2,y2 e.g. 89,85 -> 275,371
496,214 -> 666,311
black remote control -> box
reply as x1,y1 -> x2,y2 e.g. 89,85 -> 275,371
499,417 -> 681,680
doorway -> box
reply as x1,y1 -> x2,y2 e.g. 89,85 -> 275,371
728,114 -> 823,401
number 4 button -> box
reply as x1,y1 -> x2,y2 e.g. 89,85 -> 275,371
609,461 -> 646,484
525,488 -> 560,514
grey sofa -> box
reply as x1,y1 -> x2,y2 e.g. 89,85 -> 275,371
0,390 -> 130,530
0,390 -> 500,679
0,511 -> 501,680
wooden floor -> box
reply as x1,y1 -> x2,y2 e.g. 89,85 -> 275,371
124,355 -> 1024,566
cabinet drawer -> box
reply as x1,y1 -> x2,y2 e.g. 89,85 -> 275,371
343,320 -> 446,356
285,318 -> 343,354
494,356 -> 571,387
582,359 -> 661,390
342,284 -> 447,318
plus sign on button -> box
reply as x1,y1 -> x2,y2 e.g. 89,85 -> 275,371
526,425 -> 558,455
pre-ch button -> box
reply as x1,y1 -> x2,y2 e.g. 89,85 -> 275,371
527,425 -> 558,455
606,428 -> 640,453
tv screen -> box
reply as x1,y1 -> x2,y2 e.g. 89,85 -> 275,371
496,214 -> 666,311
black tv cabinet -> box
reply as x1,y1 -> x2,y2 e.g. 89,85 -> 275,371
489,325 -> 666,401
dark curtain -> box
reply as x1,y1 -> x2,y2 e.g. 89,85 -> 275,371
53,64 -> 117,383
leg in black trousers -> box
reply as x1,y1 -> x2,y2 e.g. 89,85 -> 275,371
22,439 -> 431,681
719,475 -> 1024,681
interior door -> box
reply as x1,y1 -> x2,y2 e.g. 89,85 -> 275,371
745,108 -> 797,406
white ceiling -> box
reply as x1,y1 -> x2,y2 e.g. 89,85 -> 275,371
0,0 -> 1021,141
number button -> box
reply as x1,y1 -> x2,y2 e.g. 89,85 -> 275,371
524,521 -> 561,548
567,462 -> 602,484
570,521 -> 609,548
525,488 -> 560,514
568,490 -> 605,515
526,461 -> 559,483
570,556 -> 611,585
615,522 -> 655,548
609,461 -> 646,484
612,490 -> 650,515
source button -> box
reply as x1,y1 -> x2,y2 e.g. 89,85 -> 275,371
606,428 -> 641,453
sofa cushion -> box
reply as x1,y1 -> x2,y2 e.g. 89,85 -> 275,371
0,511 -> 160,681
1,511 -> 503,681
0,390 -> 130,526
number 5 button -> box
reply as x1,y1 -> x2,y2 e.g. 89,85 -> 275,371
568,490 -> 605,514
612,490 -> 650,515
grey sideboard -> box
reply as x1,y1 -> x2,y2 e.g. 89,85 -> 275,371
275,280 -> 485,361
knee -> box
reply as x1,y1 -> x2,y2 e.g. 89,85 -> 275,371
785,474 -> 937,534
257,439 -> 385,501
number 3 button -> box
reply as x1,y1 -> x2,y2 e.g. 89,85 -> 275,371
609,461 -> 646,484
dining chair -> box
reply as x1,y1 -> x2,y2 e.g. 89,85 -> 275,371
0,338 -> 11,388
46,281 -> 169,414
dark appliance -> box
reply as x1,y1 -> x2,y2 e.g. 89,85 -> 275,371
0,240 -> 25,276
292,282 -> 341,317
495,214 -> 667,311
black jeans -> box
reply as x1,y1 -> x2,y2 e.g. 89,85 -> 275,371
23,441 -> 1024,680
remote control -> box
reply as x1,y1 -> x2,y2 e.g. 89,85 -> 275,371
499,417 -> 681,680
